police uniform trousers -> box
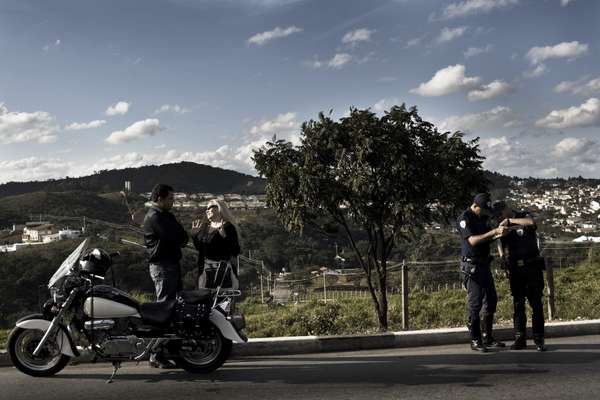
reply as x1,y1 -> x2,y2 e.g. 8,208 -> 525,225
508,260 -> 545,339
149,261 -> 183,302
463,262 -> 497,341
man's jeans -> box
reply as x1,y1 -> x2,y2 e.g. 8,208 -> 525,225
149,261 -> 182,302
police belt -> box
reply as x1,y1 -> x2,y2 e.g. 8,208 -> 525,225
462,256 -> 492,265
510,256 -> 541,268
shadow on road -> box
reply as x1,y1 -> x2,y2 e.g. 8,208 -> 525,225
46,348 -> 599,387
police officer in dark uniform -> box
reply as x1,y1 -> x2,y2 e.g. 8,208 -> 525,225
457,193 -> 508,352
493,200 -> 547,352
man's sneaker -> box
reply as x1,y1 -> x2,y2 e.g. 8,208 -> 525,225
471,340 -> 488,353
483,336 -> 506,348
510,338 -> 527,350
534,340 -> 547,352
149,353 -> 176,369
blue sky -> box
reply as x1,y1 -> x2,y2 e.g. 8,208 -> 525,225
1,0 -> 599,183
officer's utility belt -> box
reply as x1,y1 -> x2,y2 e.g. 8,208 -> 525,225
511,256 -> 545,270
462,256 -> 493,265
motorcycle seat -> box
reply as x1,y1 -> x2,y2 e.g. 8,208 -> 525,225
139,300 -> 176,326
177,289 -> 214,304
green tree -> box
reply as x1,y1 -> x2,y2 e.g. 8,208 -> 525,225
253,104 -> 487,330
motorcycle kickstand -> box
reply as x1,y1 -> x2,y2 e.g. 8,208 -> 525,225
106,361 -> 121,384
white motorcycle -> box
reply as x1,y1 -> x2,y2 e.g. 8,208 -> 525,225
7,238 -> 247,380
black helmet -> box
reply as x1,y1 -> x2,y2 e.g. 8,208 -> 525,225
79,248 -> 112,276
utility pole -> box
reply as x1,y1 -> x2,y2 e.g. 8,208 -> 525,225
323,271 -> 327,303
260,260 -> 265,304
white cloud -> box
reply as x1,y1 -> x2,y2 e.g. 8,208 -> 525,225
535,98 -> 600,129
105,119 -> 164,144
526,41 -> 589,65
438,106 -> 517,132
554,77 -> 600,96
552,137 -> 596,158
247,26 -> 302,46
467,80 -> 512,101
105,101 -> 130,116
43,39 -> 61,51
154,104 -> 190,114
524,63 -> 547,78
464,44 -> 492,58
342,28 -> 374,46
372,98 -> 401,114
403,37 -> 422,49
0,157 -> 74,184
561,0 -> 575,6
65,120 -> 107,131
432,0 -> 519,20
436,26 -> 468,43
250,112 -> 299,136
311,53 -> 353,69
410,64 -> 481,97
0,103 -> 58,144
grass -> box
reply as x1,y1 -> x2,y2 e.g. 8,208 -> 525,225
0,329 -> 8,351
1,262 -> 598,351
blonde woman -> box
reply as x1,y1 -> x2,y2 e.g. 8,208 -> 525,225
192,199 -> 241,289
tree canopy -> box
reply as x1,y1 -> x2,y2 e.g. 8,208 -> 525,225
253,104 -> 488,330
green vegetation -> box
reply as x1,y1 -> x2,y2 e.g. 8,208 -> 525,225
253,104 -> 487,330
239,262 -> 599,338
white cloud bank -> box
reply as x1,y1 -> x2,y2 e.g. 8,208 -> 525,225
247,26 -> 302,46
536,98 -> 600,129
411,64 -> 480,97
105,119 -> 164,144
438,106 -> 518,132
0,157 -> 74,184
0,103 -> 58,144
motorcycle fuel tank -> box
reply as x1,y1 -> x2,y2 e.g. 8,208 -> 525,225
84,285 -> 141,318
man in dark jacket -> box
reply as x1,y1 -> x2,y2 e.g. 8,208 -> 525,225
143,183 -> 188,367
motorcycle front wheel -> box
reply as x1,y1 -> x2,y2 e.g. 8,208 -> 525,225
174,326 -> 232,373
8,327 -> 70,377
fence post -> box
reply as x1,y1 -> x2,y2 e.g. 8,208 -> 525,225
401,260 -> 409,331
546,262 -> 556,320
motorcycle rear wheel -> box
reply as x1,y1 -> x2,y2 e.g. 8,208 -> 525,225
8,327 -> 71,377
174,327 -> 232,373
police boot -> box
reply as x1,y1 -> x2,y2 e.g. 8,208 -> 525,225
510,333 -> 527,350
471,339 -> 488,353
482,315 -> 505,348
534,336 -> 546,352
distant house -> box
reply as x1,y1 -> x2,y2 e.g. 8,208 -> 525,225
58,229 -> 81,240
22,224 -> 54,243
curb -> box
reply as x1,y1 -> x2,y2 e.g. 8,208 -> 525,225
2,319 -> 599,367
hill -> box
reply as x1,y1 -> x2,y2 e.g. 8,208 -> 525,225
0,162 -> 265,198
0,191 -> 130,227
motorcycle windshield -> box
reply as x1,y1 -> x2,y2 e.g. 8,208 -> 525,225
48,238 -> 89,288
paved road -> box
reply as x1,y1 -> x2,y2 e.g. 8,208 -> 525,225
2,335 -> 600,400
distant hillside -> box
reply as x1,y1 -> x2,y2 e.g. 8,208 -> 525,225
0,191 -> 129,227
0,162 -> 265,198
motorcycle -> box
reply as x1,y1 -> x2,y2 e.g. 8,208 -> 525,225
7,238 -> 247,381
